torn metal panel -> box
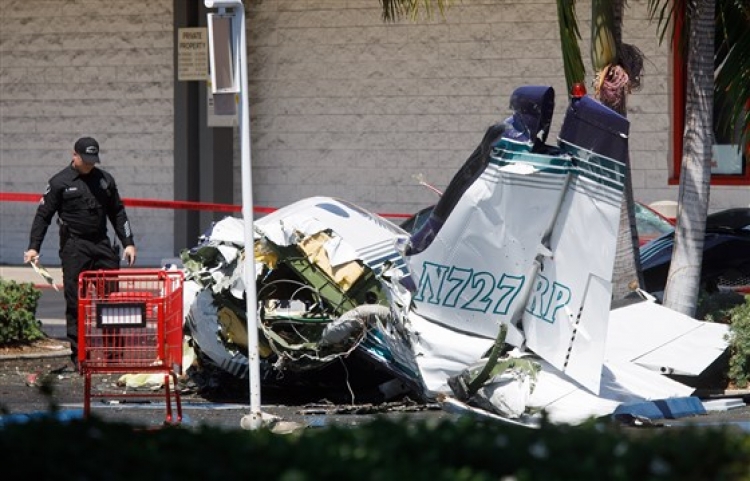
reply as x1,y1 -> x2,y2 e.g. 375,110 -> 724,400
406,310 -> 495,397
181,199 -> 421,397
528,357 -> 696,425
186,288 -> 252,379
612,397 -> 706,424
606,299 -> 730,376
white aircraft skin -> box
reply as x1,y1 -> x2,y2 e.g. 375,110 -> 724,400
406,137 -> 623,395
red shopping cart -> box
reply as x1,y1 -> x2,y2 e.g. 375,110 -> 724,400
77,269 -> 184,424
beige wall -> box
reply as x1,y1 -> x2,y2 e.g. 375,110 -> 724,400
1,0 -> 747,266
241,0 -> 747,214
243,0 -> 572,216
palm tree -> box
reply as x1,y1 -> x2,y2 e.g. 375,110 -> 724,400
588,0 -> 646,299
588,0 -> 748,315
668,0 -> 713,316
648,0 -> 713,316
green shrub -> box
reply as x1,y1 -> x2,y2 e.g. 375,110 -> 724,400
697,291 -> 750,388
0,279 -> 45,345
697,290 -> 747,323
726,295 -> 750,388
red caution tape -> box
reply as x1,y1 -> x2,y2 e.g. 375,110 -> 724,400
123,197 -> 244,213
0,192 -> 410,219
0,192 -> 248,213
0,193 -> 39,203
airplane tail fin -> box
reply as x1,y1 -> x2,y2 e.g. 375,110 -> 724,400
405,88 -> 630,394
407,86 -> 556,257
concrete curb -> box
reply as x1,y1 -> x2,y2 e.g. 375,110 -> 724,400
0,265 -> 64,288
0,348 -> 72,361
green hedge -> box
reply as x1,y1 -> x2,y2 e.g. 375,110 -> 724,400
698,292 -> 750,388
1,415 -> 749,480
0,279 -> 44,345
726,297 -> 750,388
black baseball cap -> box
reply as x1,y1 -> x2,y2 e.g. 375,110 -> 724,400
74,137 -> 100,164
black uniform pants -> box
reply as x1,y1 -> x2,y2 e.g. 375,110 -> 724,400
60,236 -> 119,353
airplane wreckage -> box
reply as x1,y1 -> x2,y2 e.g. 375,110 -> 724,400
178,86 -> 731,427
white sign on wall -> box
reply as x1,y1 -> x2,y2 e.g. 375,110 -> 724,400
178,27 -> 209,81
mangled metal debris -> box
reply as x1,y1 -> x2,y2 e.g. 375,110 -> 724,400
181,198 -> 422,400
179,85 -> 734,426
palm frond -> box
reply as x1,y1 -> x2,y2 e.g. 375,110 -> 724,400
556,0 -> 586,92
591,0 -> 617,71
380,0 -> 452,22
380,0 -> 406,22
647,0 -> 690,57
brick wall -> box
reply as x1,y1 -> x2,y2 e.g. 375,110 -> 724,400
0,0 -> 175,266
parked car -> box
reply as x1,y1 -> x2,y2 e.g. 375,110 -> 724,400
633,202 -> 675,246
640,208 -> 750,295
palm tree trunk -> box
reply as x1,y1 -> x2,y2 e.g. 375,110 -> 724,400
600,0 -> 644,300
662,0 -> 714,317
611,169 -> 643,299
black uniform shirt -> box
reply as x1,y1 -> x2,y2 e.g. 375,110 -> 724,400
28,163 -> 134,252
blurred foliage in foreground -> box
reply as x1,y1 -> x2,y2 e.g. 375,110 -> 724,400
0,414 -> 749,480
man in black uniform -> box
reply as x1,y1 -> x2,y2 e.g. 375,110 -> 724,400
24,137 -> 137,363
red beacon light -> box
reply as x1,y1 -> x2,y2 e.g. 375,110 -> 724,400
571,83 -> 587,98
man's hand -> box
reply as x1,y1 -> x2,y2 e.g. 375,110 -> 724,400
24,249 -> 39,265
123,245 -> 137,267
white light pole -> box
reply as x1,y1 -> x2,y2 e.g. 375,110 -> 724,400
204,0 -> 263,430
